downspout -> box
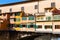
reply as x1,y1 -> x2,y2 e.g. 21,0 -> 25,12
35,0 -> 39,31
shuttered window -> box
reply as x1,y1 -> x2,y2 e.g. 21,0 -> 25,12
29,16 -> 34,20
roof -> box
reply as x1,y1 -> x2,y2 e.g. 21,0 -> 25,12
52,8 -> 60,15
0,0 -> 43,7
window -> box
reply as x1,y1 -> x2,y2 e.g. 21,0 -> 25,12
0,10 -> 1,13
55,25 -> 60,29
3,14 -> 6,16
45,25 -> 52,29
30,25 -> 34,28
10,24 -> 14,27
10,18 -> 14,22
15,12 -> 20,16
46,16 -> 51,21
20,24 -> 22,28
22,17 -> 27,20
16,18 -> 20,22
35,5 -> 38,9
10,8 -> 12,12
10,13 -> 13,16
54,15 -> 60,20
14,18 -> 16,21
21,7 -> 24,11
29,23 -> 35,28
29,16 -> 34,20
16,24 -> 20,27
22,25 -> 26,27
37,25 -> 42,28
51,2 -> 55,7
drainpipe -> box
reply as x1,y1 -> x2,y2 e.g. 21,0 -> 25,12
38,0 -> 39,14
35,0 -> 39,31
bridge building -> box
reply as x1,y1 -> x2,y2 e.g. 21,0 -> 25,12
0,0 -> 60,34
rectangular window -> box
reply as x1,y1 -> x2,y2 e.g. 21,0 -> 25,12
28,23 -> 35,28
10,8 -> 12,12
16,18 -> 20,22
46,16 -> 51,21
14,18 -> 16,21
15,12 -> 20,16
45,25 -> 52,29
55,25 -> 60,29
0,10 -> 1,13
10,24 -> 14,27
51,2 -> 55,7
35,5 -> 38,9
30,25 -> 34,28
22,17 -> 27,20
16,24 -> 20,27
22,25 -> 26,27
20,24 -> 22,28
29,16 -> 34,20
3,14 -> 6,16
10,13 -> 13,16
10,18 -> 14,22
37,25 -> 42,28
21,7 -> 24,11
53,15 -> 60,20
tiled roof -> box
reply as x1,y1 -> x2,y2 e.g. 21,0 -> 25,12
52,8 -> 60,15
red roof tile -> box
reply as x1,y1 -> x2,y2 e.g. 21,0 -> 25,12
52,8 -> 60,15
